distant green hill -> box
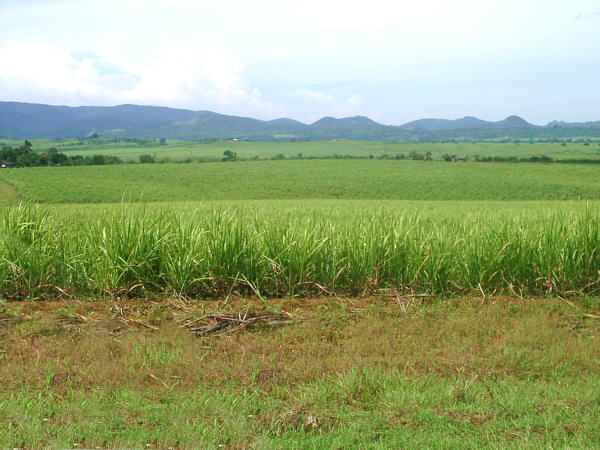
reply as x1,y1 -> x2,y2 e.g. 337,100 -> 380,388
1,101 -> 599,141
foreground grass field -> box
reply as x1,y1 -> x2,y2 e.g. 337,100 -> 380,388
1,201 -> 599,300
1,297 -> 598,448
3,159 -> 600,203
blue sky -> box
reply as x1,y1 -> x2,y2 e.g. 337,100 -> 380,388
1,0 -> 599,124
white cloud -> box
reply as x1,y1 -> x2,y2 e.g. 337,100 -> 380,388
292,89 -> 364,121
294,88 -> 338,105
346,93 -> 362,106
249,88 -> 275,110
0,43 -> 277,116
0,43 -> 107,99
576,10 -> 600,19
118,48 -> 248,107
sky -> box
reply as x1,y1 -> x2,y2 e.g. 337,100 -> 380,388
1,0 -> 599,125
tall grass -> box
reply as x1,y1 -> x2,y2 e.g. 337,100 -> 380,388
1,202 -> 599,299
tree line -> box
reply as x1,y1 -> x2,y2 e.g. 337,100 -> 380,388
1,141 -> 122,167
3,141 -> 600,168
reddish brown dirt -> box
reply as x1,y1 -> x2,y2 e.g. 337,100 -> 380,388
9,295 -> 544,317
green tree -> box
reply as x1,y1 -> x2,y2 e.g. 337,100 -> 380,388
92,155 -> 105,165
222,150 -> 237,161
16,152 -> 41,167
22,140 -> 33,153
139,154 -> 156,164
48,148 -> 67,165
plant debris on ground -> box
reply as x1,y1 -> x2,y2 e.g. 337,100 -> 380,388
0,296 -> 599,448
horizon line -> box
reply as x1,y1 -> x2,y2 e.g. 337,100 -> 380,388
2,99 -> 600,128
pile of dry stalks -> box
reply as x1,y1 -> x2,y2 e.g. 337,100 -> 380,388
179,306 -> 296,335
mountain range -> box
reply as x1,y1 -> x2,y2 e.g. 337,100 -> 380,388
1,101 -> 599,141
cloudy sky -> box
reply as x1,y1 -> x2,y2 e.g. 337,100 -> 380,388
1,0 -> 599,124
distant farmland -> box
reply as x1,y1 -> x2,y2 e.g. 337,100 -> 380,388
15,138 -> 600,163
3,159 -> 600,203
